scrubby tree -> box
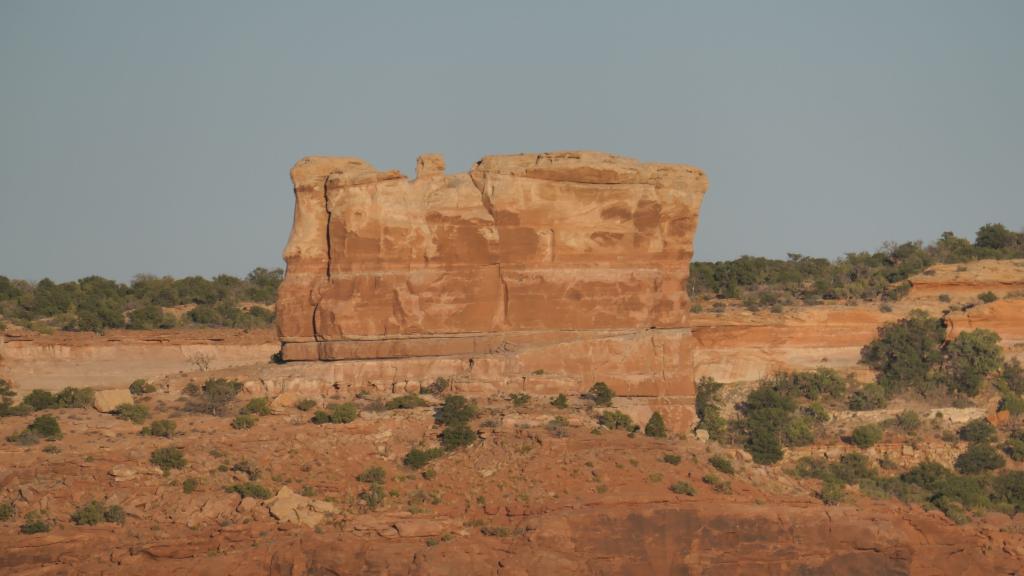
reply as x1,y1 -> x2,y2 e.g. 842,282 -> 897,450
944,329 -> 1003,396
860,310 -> 946,394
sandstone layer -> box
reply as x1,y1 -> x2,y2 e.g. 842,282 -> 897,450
276,151 -> 707,400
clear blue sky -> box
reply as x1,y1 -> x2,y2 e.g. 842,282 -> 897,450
1,1 -> 1021,282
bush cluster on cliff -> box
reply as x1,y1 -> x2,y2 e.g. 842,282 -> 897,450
689,224 -> 1024,306
0,267 -> 281,333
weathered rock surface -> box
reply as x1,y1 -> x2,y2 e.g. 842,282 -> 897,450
93,389 -> 133,413
276,151 -> 707,405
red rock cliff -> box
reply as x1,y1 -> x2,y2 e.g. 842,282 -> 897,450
276,151 -> 707,398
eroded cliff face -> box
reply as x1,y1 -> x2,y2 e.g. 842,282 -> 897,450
276,151 -> 707,400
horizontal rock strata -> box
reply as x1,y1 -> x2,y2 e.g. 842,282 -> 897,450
276,151 -> 707,403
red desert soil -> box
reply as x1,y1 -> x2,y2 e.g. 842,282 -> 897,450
1,259 -> 1023,574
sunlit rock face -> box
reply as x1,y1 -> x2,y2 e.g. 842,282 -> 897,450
275,151 -> 707,417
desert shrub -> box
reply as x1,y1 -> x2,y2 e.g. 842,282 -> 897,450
359,483 -> 386,510
644,412 -> 667,437
978,291 -> 998,303
8,415 -> 63,444
955,443 -> 1005,474
311,402 -> 359,424
22,389 -> 57,411
0,379 -> 15,415
231,460 -> 260,480
141,419 -> 177,438
424,377 -> 449,395
695,376 -> 726,440
71,500 -> 124,525
944,329 -> 1003,396
663,453 -> 682,465
991,471 -> 1024,512
29,414 -> 63,438
295,398 -> 317,411
114,403 -> 149,424
737,385 -> 797,465
669,481 -> 695,495
403,447 -> 444,469
385,394 -> 427,410
356,466 -> 386,484
226,482 -> 271,500
804,402 -> 830,423
830,453 -> 876,485
849,424 -> 883,449
0,501 -> 15,521
440,422 -> 477,451
546,416 -> 570,437
894,410 -> 921,433
509,392 -> 530,407
860,310 -> 946,394
938,293 -> 952,303
194,378 -> 243,416
151,446 -> 186,471
597,410 -> 635,431
587,382 -> 614,406
129,379 -> 157,395
901,460 -> 951,492
434,395 -> 477,426
1004,359 -> 1024,394
958,418 -> 996,444
55,387 -> 94,408
998,389 -> 1024,416
818,480 -> 844,505
551,393 -> 568,409
848,383 -> 888,411
231,414 -> 257,429
19,511 -> 51,534
1002,439 -> 1024,462
182,478 -> 200,494
702,473 -> 732,494
782,415 -> 816,446
766,368 -> 848,402
709,454 -> 735,475
240,397 -> 271,416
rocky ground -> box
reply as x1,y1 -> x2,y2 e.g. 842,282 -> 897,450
2,381 -> 1024,575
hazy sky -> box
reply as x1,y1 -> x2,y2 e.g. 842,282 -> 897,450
1,1 -> 1021,282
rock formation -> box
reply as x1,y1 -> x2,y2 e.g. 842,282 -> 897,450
276,151 -> 707,403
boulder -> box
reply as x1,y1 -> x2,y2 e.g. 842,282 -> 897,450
93,389 -> 133,413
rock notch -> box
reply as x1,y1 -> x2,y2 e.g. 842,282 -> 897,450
275,151 -> 707,412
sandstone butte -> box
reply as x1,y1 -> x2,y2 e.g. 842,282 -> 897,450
275,151 -> 707,424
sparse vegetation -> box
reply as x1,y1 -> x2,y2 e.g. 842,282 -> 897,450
403,447 -> 444,469
849,424 -> 883,449
385,394 -> 427,410
509,392 -> 530,407
129,379 -> 157,395
150,447 -> 186,471
226,482 -> 272,500
434,395 -> 477,426
644,412 -> 667,437
231,414 -> 257,429
71,500 -> 125,525
662,453 -> 682,465
114,403 -> 150,424
356,466 -> 387,484
240,397 -> 272,416
295,398 -> 317,411
192,378 -> 243,416
670,481 -> 695,495
709,454 -> 735,475
597,410 -> 635,431
958,418 -> 997,444
550,393 -> 568,409
311,402 -> 359,424
141,419 -> 177,438
587,382 -> 614,406
7,414 -> 63,445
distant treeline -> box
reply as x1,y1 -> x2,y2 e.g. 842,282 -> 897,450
2,224 -> 1021,333
0,268 -> 282,332
689,224 -> 1024,308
